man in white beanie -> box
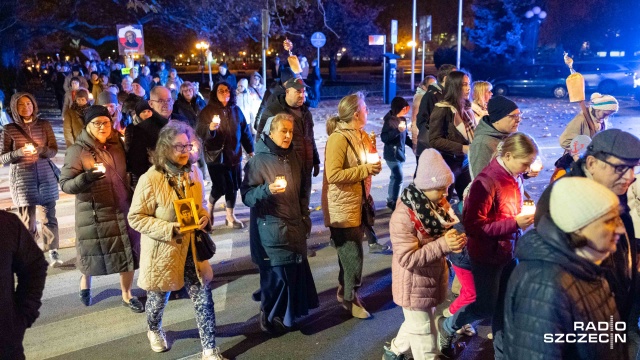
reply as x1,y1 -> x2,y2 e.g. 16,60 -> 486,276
504,177 -> 626,359
535,128 -> 640,331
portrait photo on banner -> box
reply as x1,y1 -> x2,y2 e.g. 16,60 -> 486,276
173,198 -> 200,233
116,24 -> 145,55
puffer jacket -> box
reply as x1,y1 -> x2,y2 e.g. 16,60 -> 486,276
321,125 -> 374,228
463,158 -> 523,266
503,215 -> 625,360
59,130 -> 138,276
390,201 -> 452,310
196,101 -> 254,167
256,93 -> 320,167
0,93 -> 59,207
381,111 -> 413,163
468,116 -> 509,178
241,136 -> 311,266
62,103 -> 88,147
128,165 -> 212,292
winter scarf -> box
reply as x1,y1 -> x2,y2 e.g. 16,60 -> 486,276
400,183 -> 459,238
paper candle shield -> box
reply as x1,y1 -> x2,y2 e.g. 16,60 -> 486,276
566,72 -> 585,102
288,55 -> 302,74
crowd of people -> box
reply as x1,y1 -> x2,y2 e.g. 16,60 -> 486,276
1,59 -> 640,360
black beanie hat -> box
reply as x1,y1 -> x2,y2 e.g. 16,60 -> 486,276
84,105 -> 112,125
135,100 -> 152,117
487,95 -> 518,123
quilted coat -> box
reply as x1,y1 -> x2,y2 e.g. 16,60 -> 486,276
59,129 -> 138,276
503,215 -> 625,360
390,201 -> 452,310
321,124 -> 374,228
0,93 -> 59,207
463,158 -> 523,266
62,103 -> 88,147
128,165 -> 212,292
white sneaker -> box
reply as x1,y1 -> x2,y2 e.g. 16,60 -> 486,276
49,250 -> 63,267
202,347 -> 228,360
456,323 -> 477,336
147,329 -> 168,353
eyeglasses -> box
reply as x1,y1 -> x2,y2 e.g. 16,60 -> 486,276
598,157 -> 640,175
173,144 -> 194,153
90,121 -> 111,129
506,112 -> 523,121
150,99 -> 173,106
217,89 -> 231,94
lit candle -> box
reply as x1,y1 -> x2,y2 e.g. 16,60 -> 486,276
274,175 -> 287,189
398,120 -> 407,132
520,199 -> 536,216
88,93 -> 94,101
169,83 -> 176,90
94,163 -> 106,173
366,152 -> 380,164
530,157 -> 543,172
23,143 -> 35,152
212,115 -> 221,124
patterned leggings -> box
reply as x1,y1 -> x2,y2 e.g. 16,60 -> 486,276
146,250 -> 217,350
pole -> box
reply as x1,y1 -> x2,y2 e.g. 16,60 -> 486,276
200,49 -> 205,84
383,36 -> 387,102
456,0 -> 462,69
411,0 -> 416,91
262,46 -> 267,89
317,47 -> 320,69
207,58 -> 213,91
421,41 -> 426,81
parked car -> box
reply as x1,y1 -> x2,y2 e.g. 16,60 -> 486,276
493,64 -> 568,98
573,61 -> 635,94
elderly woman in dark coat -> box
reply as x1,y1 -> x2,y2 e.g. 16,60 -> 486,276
59,105 -> 143,312
197,81 -> 254,228
0,92 -> 62,267
241,113 -> 318,334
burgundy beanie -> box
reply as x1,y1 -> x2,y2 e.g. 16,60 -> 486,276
414,149 -> 455,190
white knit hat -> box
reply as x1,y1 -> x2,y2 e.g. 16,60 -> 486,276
414,149 -> 454,190
550,177 -> 619,233
590,92 -> 619,112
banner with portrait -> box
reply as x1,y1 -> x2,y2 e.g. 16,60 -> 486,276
117,24 -> 145,56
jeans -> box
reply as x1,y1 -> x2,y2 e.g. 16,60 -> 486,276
391,307 -> 438,360
146,250 -> 217,350
330,226 -> 364,302
443,259 -> 516,360
18,202 -> 59,251
386,160 -> 404,204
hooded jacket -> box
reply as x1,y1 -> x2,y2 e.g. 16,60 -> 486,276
503,215 -> 624,360
468,116 -> 509,178
59,129 -> 138,276
196,101 -> 254,167
256,93 -> 320,168
463,158 -> 523,266
241,136 -> 311,266
535,160 -> 637,323
0,93 -> 59,207
381,111 -> 413,162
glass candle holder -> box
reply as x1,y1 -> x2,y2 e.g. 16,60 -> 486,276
94,163 -> 106,173
520,199 -> 536,216
530,157 -> 543,172
24,143 -> 35,152
212,115 -> 221,124
274,175 -> 287,189
366,152 -> 380,164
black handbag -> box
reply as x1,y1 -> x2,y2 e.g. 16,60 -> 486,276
194,229 -> 216,261
204,145 -> 224,164
337,130 -> 376,227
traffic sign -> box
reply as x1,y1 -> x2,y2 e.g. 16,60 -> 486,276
368,35 -> 385,46
311,32 -> 326,48
391,20 -> 398,44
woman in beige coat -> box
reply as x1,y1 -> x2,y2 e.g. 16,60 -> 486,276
321,92 -> 382,319
128,121 -> 227,360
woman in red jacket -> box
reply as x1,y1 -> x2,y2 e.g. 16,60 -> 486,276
439,132 -> 538,359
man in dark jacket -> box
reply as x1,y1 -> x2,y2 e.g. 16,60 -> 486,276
505,177 -> 627,359
254,67 -> 296,132
126,86 -> 171,184
212,62 -> 237,89
415,64 -> 456,157
241,114 -> 318,334
0,210 -> 48,360
536,129 -> 640,327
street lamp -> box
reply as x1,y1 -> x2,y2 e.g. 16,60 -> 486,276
195,41 -> 209,84
523,6 -> 547,64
